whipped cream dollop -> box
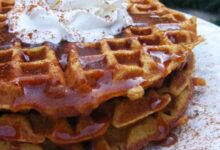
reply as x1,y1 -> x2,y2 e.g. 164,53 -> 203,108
7,0 -> 133,44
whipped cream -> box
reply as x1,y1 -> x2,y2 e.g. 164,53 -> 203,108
7,0 -> 133,44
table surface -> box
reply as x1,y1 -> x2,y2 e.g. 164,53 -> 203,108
147,16 -> 220,150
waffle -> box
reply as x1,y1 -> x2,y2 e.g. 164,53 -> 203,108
0,53 -> 195,148
0,0 -> 204,149
0,0 -> 14,30
0,0 -> 14,12
0,113 -> 110,145
104,56 -> 195,150
0,11 -> 200,118
0,0 -> 15,49
0,13 -> 6,28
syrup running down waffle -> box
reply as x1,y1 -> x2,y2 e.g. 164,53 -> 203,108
0,0 -> 204,149
0,53 -> 195,149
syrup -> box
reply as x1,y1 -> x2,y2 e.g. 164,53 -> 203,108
12,71 -> 145,118
159,133 -> 178,147
79,55 -> 107,70
55,42 -> 75,70
0,125 -> 16,138
131,14 -> 176,26
76,43 -> 101,56
53,121 -> 107,144
0,28 -> 15,49
156,116 -> 170,140
156,23 -> 181,31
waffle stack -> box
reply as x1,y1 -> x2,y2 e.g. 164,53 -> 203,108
0,0 -> 204,149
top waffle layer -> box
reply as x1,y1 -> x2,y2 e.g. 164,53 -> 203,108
0,0 -> 200,118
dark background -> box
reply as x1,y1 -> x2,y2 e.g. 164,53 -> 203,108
161,0 -> 220,26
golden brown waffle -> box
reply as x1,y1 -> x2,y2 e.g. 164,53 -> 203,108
0,84 -> 194,150
0,0 -> 14,30
0,0 -> 15,49
128,0 -> 186,21
0,114 -> 110,145
0,77 -> 194,150
0,0 -> 14,12
0,53 -> 195,149
103,55 -> 195,150
103,85 -> 193,150
0,101 -> 112,145
0,13 -> 6,28
0,0 -> 204,149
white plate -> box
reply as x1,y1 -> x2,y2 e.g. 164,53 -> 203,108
147,17 -> 220,150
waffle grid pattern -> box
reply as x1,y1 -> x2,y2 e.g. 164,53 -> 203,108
0,0 -> 203,149
0,59 -> 194,149
0,16 -> 198,117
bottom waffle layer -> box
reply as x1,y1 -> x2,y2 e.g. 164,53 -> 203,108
0,54 -> 196,150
